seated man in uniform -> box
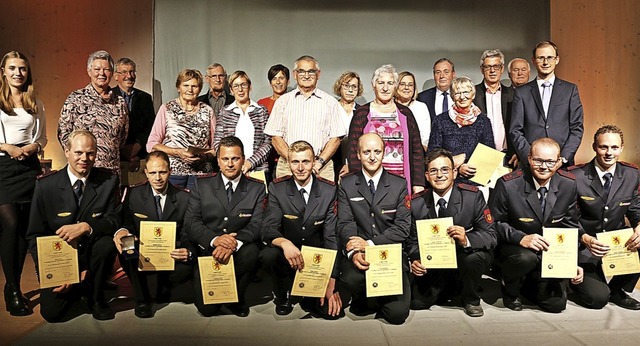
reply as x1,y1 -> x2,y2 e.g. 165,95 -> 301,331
113,151 -> 194,318
27,130 -> 120,322
185,136 -> 266,317
260,140 -> 343,319
406,149 -> 497,317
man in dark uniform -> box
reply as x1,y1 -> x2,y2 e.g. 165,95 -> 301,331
569,125 -> 640,309
27,130 -> 120,322
184,136 -> 265,317
260,140 -> 343,319
406,149 -> 497,317
489,137 -> 583,313
113,151 -> 193,318
338,133 -> 411,325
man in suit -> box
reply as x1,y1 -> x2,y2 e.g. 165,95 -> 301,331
113,151 -> 193,318
197,63 -> 234,118
568,125 -> 640,310
473,49 -> 518,168
27,130 -> 120,322
406,149 -> 497,317
417,58 -> 455,121
184,136 -> 265,317
338,133 -> 411,325
508,58 -> 531,88
260,140 -> 343,319
489,137 -> 583,313
113,57 -> 156,187
509,41 -> 584,167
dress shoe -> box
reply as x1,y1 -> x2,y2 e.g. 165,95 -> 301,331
274,297 -> 293,315
464,303 -> 484,317
134,302 -> 154,318
4,284 -> 32,316
503,295 -> 523,311
91,301 -> 115,320
229,303 -> 250,317
610,290 -> 640,310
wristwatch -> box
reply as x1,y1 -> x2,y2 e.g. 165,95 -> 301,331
316,156 -> 326,167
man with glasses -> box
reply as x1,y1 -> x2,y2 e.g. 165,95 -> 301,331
509,41 -> 584,167
489,137 -> 583,313
113,58 -> 155,186
406,149 -> 497,317
473,49 -> 517,168
264,55 -> 345,182
198,63 -> 235,118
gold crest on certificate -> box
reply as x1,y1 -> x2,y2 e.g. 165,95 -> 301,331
139,221 -> 176,271
467,143 -> 505,186
365,243 -> 403,297
36,235 -> 80,289
291,246 -> 337,298
198,256 -> 238,304
416,217 -> 456,269
541,227 -> 578,278
597,228 -> 640,276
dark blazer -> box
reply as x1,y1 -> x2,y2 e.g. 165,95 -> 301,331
417,87 -> 437,123
488,169 -> 580,245
406,184 -> 498,261
112,86 -> 155,158
27,167 -> 121,263
196,89 -> 235,109
509,78 -> 584,165
184,173 -> 266,255
121,182 -> 193,252
473,82 -> 516,158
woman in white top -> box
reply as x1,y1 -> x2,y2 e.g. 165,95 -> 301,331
332,71 -> 363,179
0,51 -> 47,316
395,71 -> 431,151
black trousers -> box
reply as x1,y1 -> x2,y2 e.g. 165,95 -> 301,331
120,253 -> 194,303
193,242 -> 258,316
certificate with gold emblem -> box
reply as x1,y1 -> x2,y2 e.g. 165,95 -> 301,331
291,246 -> 337,298
139,221 -> 176,271
365,243 -> 403,297
198,256 -> 238,304
541,227 -> 578,278
597,228 -> 640,276
416,217 -> 456,269
36,235 -> 80,289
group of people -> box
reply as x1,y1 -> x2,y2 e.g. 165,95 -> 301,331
0,39 -> 638,325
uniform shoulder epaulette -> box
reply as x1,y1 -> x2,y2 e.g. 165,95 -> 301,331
316,176 -> 336,186
619,161 -> 639,170
502,169 -> 523,181
272,175 -> 292,184
566,163 -> 586,171
37,169 -> 58,180
173,185 -> 190,193
557,169 -> 576,180
244,174 -> 264,184
411,188 -> 429,200
197,172 -> 217,179
457,183 -> 479,192
129,180 -> 148,188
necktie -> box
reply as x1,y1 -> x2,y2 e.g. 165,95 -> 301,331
437,198 -> 447,218
368,179 -> 376,197
442,91 -> 449,114
603,173 -> 613,198
542,81 -> 552,117
538,187 -> 548,214
155,195 -> 163,219
73,180 -> 84,205
226,181 -> 233,202
300,188 -> 307,204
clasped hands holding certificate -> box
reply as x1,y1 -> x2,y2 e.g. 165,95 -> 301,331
113,229 -> 190,262
407,226 -> 468,276
581,227 -> 640,257
519,233 -> 584,285
49,223 -> 91,294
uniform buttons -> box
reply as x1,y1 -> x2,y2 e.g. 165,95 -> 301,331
302,226 -> 306,230
223,217 -> 228,221
604,206 -> 609,210
302,238 -> 305,241
546,125 -> 549,129
370,213 -> 374,217
223,229 -> 227,232
604,218 -> 608,222
372,224 -> 376,228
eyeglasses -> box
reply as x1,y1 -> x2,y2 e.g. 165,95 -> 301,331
482,64 -> 503,71
535,56 -> 557,62
530,158 -> 560,167
231,83 -> 249,90
399,82 -> 415,89
342,83 -> 358,90
207,74 -> 227,79
453,91 -> 472,98
427,167 -> 452,176
296,69 -> 318,76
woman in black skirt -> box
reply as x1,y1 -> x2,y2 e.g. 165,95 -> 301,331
0,51 -> 47,316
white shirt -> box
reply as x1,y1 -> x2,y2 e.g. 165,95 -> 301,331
536,74 -> 556,99
595,162 -> 616,187
434,89 -> 453,116
151,186 -> 168,211
484,83 -> 506,151
294,177 -> 314,204
0,100 -> 47,156
228,101 -> 257,158
408,100 -> 431,147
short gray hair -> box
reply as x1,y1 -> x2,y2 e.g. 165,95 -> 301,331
450,76 -> 476,97
371,64 -> 398,87
480,49 -> 504,66
87,50 -> 114,70
294,55 -> 319,71
507,57 -> 530,72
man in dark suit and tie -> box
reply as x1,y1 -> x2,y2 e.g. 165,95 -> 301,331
417,58 -> 455,122
509,41 -> 584,167
27,130 -> 120,322
568,125 -> 640,310
338,133 -> 411,325
184,136 -> 265,317
489,137 -> 583,313
260,140 -> 343,319
406,149 -> 497,317
113,151 -> 193,318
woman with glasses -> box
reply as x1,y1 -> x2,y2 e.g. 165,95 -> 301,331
427,76 -> 494,184
333,71 -> 363,178
395,71 -> 431,151
214,71 -> 271,175
345,64 -> 425,193
147,69 -> 216,191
